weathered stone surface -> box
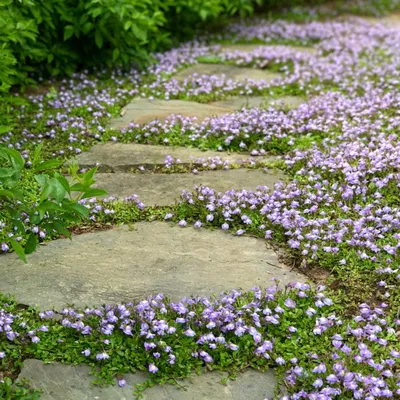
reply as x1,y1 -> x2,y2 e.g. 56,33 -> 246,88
19,360 -> 277,400
109,98 -> 232,129
211,95 -> 305,110
173,63 -> 281,83
219,43 -> 316,55
0,223 -> 305,310
76,143 -> 257,172
109,95 -> 305,130
94,169 -> 284,205
359,14 -> 400,28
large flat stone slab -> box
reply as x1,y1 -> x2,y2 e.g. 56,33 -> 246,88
211,95 -> 305,110
173,63 -> 281,82
76,143 -> 254,172
110,98 -> 232,129
359,14 -> 400,29
110,95 -> 305,130
0,223 -> 305,310
19,360 -> 277,400
94,169 -> 284,205
219,43 -> 316,55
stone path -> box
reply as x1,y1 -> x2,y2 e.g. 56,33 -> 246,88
94,169 -> 284,205
173,63 -> 281,83
110,96 -> 304,129
76,143 -> 266,172
12,42 -> 311,399
1,222 -> 303,310
19,360 -> 277,400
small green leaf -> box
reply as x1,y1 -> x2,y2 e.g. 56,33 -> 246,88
95,30 -> 103,48
67,202 -> 89,218
131,25 -> 147,41
0,189 -> 14,198
0,126 -> 12,134
34,159 -> 64,172
112,48 -> 120,61
24,234 -> 38,255
10,239 -> 27,263
64,25 -> 74,41
80,188 -> 108,199
56,175 -> 71,194
35,174 -> 49,188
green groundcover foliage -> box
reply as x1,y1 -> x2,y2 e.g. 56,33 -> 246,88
0,0 -> 333,91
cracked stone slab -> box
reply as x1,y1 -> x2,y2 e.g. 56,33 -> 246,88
94,169 -> 285,205
0,222 -> 305,310
172,63 -> 281,83
218,43 -> 317,55
18,360 -> 277,400
109,98 -> 233,129
76,143 -> 261,172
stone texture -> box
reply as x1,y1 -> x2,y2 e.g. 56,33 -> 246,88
18,360 -> 277,400
219,43 -> 316,55
94,169 -> 284,205
76,143 -> 259,172
109,95 -> 305,130
109,98 -> 232,129
173,63 -> 281,83
211,95 -> 305,110
0,222 -> 305,310
360,14 -> 400,29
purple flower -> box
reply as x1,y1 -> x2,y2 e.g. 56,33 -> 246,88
96,352 -> 110,360
148,363 -> 158,373
118,379 -> 126,387
284,298 -> 296,309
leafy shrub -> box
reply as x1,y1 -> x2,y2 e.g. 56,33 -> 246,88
0,143 -> 106,262
0,0 -> 262,90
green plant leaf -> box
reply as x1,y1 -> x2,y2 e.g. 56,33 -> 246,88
66,202 -> 89,218
0,189 -> 14,198
64,25 -> 74,41
35,174 -> 49,188
80,188 -> 108,199
34,159 -> 64,172
0,126 -> 12,134
10,239 -> 27,263
95,29 -> 103,48
131,25 -> 147,41
54,222 -> 71,239
24,233 -> 38,255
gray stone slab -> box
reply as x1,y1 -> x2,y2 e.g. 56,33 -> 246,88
173,63 -> 281,83
359,14 -> 400,28
76,143 -> 255,172
211,95 -> 305,110
19,359 -> 277,400
219,43 -> 316,55
110,98 -> 232,129
94,169 -> 284,205
0,223 -> 305,310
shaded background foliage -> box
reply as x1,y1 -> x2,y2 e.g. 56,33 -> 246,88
0,0 -> 334,91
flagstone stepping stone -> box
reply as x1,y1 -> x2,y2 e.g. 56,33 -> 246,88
76,143 -> 262,172
211,95 -> 305,110
219,43 -> 317,55
173,63 -> 281,83
18,359 -> 277,400
109,98 -> 232,129
94,169 -> 284,205
0,222 -> 305,310
359,13 -> 400,29
109,95 -> 305,130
